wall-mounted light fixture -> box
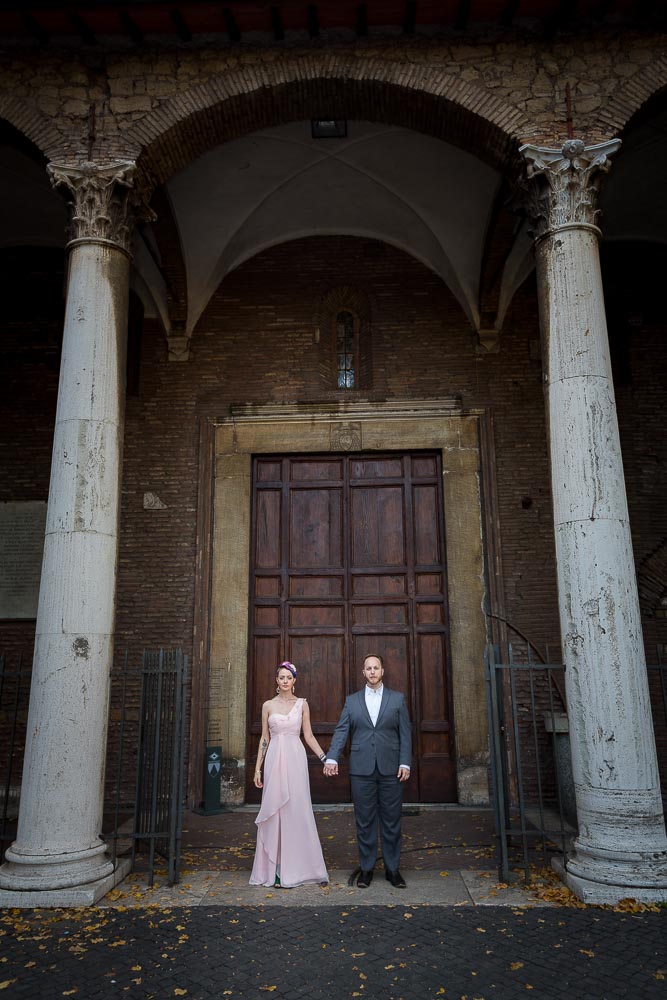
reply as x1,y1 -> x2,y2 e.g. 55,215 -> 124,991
311,120 -> 347,138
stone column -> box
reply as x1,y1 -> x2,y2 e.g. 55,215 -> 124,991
520,139 -> 667,903
0,162 -> 143,905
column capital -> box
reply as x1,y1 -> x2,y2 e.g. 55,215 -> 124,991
518,138 -> 621,240
47,160 -> 154,255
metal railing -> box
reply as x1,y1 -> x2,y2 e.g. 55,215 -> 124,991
0,653 -> 30,864
106,648 -> 188,887
486,642 -> 667,885
485,642 -> 570,884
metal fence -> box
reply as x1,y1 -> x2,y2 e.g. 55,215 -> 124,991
485,642 -> 571,884
486,642 -> 667,886
106,648 -> 188,887
0,653 -> 30,864
0,647 -> 188,885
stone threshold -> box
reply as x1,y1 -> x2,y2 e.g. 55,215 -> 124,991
99,868 -> 552,909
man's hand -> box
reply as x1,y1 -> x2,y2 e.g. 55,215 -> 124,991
397,766 -> 410,782
323,762 -> 338,777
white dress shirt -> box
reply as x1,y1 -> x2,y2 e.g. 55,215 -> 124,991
365,683 -> 384,726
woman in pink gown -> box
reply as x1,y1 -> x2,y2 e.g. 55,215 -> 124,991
250,661 -> 329,888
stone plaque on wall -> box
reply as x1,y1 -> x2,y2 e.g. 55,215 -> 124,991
0,501 -> 47,619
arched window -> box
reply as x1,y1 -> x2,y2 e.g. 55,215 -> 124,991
335,309 -> 359,388
317,285 -> 372,392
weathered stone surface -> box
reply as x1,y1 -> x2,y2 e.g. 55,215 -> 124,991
523,143 -> 667,903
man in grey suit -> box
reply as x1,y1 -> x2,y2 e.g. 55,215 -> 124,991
324,653 -> 412,888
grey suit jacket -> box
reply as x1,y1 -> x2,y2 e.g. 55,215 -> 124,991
328,687 -> 412,776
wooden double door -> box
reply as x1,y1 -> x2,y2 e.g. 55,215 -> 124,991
247,451 -> 456,803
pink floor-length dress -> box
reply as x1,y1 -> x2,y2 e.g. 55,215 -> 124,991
249,699 -> 329,887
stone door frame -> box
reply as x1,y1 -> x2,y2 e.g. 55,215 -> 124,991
197,399 -> 494,806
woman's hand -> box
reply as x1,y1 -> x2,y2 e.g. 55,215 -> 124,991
254,771 -> 263,788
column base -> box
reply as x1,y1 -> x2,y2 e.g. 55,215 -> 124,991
0,840 -> 115,892
553,852 -> 667,905
0,855 -> 131,908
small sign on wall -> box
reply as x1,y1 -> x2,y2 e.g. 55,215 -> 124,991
0,501 -> 47,619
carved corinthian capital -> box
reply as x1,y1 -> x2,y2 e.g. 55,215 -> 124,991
47,160 -> 152,255
518,139 -> 621,240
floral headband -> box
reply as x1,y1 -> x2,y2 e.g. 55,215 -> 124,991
277,660 -> 297,678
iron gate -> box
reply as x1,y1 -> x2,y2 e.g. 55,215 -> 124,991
0,652 -> 30,864
486,641 -> 667,884
107,648 -> 188,887
485,642 -> 570,884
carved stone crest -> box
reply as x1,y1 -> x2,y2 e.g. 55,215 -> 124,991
330,422 -> 362,452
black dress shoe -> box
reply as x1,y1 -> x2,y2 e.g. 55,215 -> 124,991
385,869 -> 406,888
357,869 -> 373,888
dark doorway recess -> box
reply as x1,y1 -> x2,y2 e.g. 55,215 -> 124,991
247,451 -> 456,804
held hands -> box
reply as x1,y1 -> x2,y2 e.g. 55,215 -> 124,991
323,761 -> 338,777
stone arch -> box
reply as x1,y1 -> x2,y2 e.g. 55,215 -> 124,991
598,56 -> 667,135
130,53 -> 532,187
0,96 -> 62,162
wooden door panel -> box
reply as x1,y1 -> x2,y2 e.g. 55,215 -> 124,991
351,456 -> 404,479
352,604 -> 408,625
352,574 -> 406,596
415,573 -> 442,595
255,489 -> 281,568
255,575 -> 281,597
289,604 -> 345,627
418,633 -> 448,723
350,486 -> 405,567
256,458 -> 282,481
411,454 -> 438,478
413,484 -> 441,565
290,457 -> 344,481
416,603 -> 444,624
290,488 -> 343,568
290,635 -> 347,725
248,452 -> 455,803
289,575 -> 344,597
254,606 -> 280,628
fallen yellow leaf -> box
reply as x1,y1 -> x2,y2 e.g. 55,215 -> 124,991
510,962 -> 524,971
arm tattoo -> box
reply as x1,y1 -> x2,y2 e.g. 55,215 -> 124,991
257,738 -> 268,767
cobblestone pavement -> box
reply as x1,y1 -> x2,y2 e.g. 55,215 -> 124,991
1,904 -> 664,999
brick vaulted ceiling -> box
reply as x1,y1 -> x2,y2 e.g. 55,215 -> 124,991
0,0 -> 662,46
